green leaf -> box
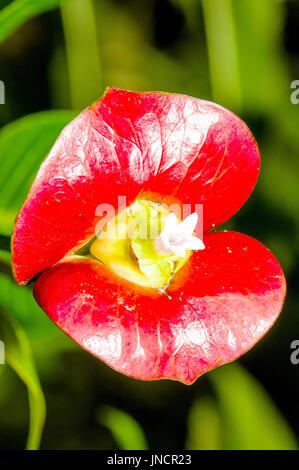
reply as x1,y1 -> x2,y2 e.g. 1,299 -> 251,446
0,273 -> 77,357
210,363 -> 298,450
0,272 -> 45,328
0,110 -> 76,235
186,364 -> 298,450
0,305 -> 46,449
0,248 -> 10,263
231,0 -> 288,114
186,396 -> 222,450
97,405 -> 149,450
0,0 -> 71,44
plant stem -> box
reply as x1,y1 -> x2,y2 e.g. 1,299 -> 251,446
61,0 -> 102,110
25,387 -> 46,450
201,0 -> 242,111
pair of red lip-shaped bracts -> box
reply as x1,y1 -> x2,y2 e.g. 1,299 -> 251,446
12,88 -> 286,384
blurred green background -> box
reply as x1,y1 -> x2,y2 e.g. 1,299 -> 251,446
0,0 -> 299,450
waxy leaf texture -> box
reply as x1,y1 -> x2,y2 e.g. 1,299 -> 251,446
12,88 -> 285,383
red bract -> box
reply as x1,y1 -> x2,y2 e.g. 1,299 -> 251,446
12,88 -> 286,384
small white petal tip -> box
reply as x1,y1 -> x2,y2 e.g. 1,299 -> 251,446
154,212 -> 205,257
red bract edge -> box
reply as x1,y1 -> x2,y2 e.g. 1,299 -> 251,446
12,88 -> 286,384
12,87 -> 260,285
34,232 -> 285,384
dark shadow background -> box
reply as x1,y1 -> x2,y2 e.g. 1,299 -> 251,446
0,0 -> 299,450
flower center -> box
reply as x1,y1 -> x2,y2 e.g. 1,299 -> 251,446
90,199 -> 204,289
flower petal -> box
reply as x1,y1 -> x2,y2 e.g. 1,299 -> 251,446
162,213 -> 179,234
180,236 -> 205,251
12,88 -> 260,285
34,232 -> 285,384
177,212 -> 198,236
171,245 -> 186,258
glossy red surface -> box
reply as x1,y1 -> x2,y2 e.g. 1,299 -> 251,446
12,88 -> 260,285
12,88 -> 285,383
34,232 -> 285,384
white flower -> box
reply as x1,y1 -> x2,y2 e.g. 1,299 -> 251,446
154,212 -> 205,257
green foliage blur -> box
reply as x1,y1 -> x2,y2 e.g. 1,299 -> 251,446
0,0 -> 299,450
